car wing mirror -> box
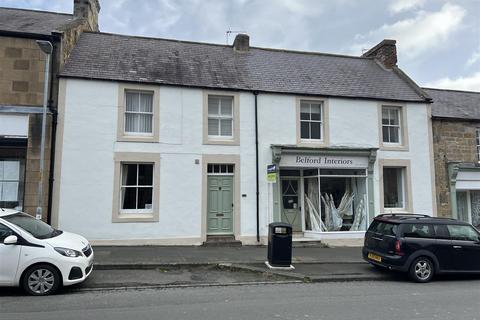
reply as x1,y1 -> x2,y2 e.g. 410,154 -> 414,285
4,235 -> 18,245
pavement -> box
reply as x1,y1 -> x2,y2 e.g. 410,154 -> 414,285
60,244 -> 400,292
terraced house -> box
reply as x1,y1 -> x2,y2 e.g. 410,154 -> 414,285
51,32 -> 436,245
426,88 -> 480,229
0,0 -> 100,221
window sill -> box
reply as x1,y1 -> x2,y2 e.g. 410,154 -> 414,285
117,135 -> 158,143
113,212 -> 158,223
297,140 -> 327,148
380,144 -> 409,151
204,138 -> 239,146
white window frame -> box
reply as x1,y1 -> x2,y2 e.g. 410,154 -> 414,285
203,91 -> 240,145
380,159 -> 413,213
379,104 -> 408,151
117,84 -> 160,143
382,167 -> 406,210
112,153 -> 160,223
299,100 -> 323,142
120,163 -> 154,214
124,90 -> 154,136
207,95 -> 234,140
382,106 -> 402,145
476,129 -> 480,163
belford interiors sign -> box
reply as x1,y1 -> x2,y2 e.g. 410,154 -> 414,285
279,154 -> 368,168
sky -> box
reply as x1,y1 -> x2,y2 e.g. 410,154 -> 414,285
1,0 -> 479,91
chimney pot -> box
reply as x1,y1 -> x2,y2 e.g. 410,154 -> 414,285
362,39 -> 397,69
233,34 -> 250,52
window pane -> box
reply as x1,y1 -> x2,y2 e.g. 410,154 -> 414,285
310,104 -> 321,120
388,126 -> 400,143
122,164 -> 137,186
121,187 -> 137,209
138,114 -> 153,133
456,191 -> 469,223
138,187 -> 153,210
403,224 -> 434,238
220,98 -> 233,116
447,225 -> 480,241
208,97 -> 220,115
470,191 -> 480,228
138,164 -> 153,186
310,122 -> 321,140
125,113 -> 139,133
207,164 -> 213,173
140,93 -> 153,113
2,161 -> 19,180
220,119 -> 232,136
0,182 -> 18,201
382,126 -> 389,143
389,109 -> 400,125
300,103 -> 310,120
301,122 -> 310,139
208,119 -> 219,136
382,109 -> 389,125
126,92 -> 140,112
383,167 -> 404,208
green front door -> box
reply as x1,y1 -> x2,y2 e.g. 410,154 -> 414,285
207,176 -> 234,235
281,178 -> 302,232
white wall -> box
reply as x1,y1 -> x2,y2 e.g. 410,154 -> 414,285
56,78 -> 435,243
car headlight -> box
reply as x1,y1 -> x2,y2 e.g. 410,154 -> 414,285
54,247 -> 82,257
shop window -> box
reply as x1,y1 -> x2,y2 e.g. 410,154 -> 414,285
382,106 -> 402,144
207,164 -> 234,174
208,95 -> 234,139
456,190 -> 480,229
120,163 -> 154,213
124,91 -> 154,134
383,167 -> 405,210
0,160 -> 24,210
300,100 -> 323,141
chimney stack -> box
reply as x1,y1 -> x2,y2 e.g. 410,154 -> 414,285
73,0 -> 101,32
362,39 -> 397,69
233,34 -> 250,52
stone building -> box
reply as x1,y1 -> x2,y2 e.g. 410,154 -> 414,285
426,88 -> 480,228
0,0 -> 100,221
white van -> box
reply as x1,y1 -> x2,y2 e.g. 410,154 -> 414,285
0,208 -> 94,295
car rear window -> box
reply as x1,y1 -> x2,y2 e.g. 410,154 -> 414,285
369,220 -> 398,236
402,223 -> 434,239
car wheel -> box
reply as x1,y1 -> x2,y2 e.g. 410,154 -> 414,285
22,264 -> 61,296
409,257 -> 434,283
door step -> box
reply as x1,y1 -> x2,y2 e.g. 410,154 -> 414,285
203,235 -> 242,247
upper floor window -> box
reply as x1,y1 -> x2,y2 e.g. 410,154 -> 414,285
300,100 -> 323,140
476,129 -> 480,162
382,106 -> 401,144
208,95 -> 234,139
125,91 -> 153,135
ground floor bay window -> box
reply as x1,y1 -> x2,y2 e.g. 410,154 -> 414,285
279,168 -> 368,233
456,191 -> 480,229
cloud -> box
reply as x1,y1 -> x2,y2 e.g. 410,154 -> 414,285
466,45 -> 480,67
351,3 -> 466,59
424,72 -> 480,91
389,0 -> 426,14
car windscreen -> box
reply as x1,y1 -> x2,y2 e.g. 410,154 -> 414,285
2,212 -> 61,239
368,220 -> 398,236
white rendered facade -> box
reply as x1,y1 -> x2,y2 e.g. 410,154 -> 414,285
52,78 -> 436,245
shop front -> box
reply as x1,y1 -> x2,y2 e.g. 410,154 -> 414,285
271,146 -> 377,239
450,164 -> 480,229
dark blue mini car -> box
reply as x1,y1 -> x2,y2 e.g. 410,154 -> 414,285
363,214 -> 480,282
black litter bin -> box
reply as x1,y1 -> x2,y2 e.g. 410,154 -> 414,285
267,222 -> 292,267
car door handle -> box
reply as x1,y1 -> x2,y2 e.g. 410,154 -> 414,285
453,245 -> 462,249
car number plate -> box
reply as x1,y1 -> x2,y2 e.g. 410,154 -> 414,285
368,253 -> 382,263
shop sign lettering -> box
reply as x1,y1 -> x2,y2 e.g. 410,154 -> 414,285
279,155 -> 368,168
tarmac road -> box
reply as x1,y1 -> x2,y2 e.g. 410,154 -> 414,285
2,279 -> 480,320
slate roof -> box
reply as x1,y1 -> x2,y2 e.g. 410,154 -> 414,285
0,7 -> 74,36
60,32 -> 429,102
423,88 -> 480,120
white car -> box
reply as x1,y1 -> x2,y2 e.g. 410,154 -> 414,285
0,208 -> 94,295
